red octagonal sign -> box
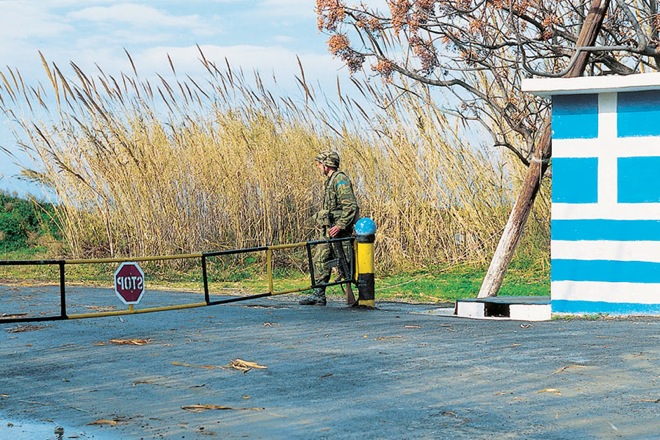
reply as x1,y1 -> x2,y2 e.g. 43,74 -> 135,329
114,262 -> 145,305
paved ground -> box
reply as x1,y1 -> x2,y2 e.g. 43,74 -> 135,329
0,285 -> 659,439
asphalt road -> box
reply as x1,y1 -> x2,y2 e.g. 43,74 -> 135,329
0,286 -> 658,439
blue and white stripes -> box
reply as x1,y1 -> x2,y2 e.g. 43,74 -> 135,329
548,84 -> 660,315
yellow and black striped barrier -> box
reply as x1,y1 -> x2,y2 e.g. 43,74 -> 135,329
354,218 -> 376,308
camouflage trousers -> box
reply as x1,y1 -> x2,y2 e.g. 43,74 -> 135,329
313,230 -> 354,285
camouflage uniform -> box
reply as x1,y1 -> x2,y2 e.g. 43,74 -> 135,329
301,151 -> 359,305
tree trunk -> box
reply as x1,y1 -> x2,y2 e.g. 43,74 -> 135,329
477,0 -> 611,298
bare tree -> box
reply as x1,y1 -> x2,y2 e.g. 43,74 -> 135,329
317,0 -> 660,296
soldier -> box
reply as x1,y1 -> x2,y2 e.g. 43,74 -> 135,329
300,150 -> 359,306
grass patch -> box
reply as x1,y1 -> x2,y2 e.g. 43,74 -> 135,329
376,264 -> 548,304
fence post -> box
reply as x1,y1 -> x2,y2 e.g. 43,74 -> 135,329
59,261 -> 67,318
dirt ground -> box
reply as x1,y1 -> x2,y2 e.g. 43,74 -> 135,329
1,285 -> 658,439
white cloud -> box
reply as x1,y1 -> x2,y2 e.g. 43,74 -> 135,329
272,35 -> 296,44
258,0 -> 316,18
0,2 -> 72,41
68,3 -> 220,35
0,2 -> 74,78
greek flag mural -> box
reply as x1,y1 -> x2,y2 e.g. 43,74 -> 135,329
525,74 -> 660,315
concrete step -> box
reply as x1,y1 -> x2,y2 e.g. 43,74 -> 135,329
453,296 -> 551,321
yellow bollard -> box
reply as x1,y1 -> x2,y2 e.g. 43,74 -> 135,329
354,218 -> 376,308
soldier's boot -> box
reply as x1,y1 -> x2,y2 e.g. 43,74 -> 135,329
299,287 -> 327,306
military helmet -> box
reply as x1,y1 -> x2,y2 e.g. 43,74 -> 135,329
315,150 -> 340,168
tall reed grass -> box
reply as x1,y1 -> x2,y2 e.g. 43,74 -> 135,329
0,50 -> 549,274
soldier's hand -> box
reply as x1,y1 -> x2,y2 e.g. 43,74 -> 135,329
328,225 -> 340,237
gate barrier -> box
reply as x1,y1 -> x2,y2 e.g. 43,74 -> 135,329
0,235 -> 369,324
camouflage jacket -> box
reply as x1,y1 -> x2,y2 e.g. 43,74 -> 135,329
316,170 -> 359,232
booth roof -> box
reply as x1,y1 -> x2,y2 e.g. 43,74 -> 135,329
522,71 -> 660,96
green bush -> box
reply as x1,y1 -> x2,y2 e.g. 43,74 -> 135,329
0,191 -> 61,253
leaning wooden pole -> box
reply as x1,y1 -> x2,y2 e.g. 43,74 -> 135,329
477,0 -> 611,298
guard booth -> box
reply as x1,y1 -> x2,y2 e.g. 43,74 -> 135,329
523,73 -> 660,315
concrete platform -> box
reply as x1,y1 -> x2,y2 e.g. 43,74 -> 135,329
454,296 -> 551,321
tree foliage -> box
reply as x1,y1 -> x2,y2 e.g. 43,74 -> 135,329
317,0 -> 660,164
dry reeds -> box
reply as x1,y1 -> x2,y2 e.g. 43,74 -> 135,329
0,50 -> 549,274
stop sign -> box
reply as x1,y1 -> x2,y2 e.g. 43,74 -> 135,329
114,262 -> 145,305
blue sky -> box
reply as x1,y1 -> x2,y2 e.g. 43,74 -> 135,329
0,0 -> 372,196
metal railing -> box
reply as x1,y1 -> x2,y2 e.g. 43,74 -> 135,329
0,237 -> 354,323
